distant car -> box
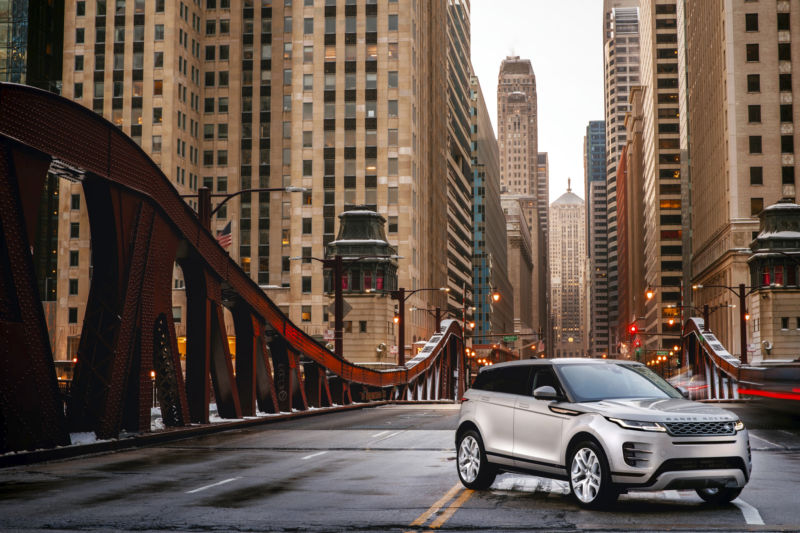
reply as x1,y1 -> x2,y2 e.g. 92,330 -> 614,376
456,359 -> 751,508
669,374 -> 709,401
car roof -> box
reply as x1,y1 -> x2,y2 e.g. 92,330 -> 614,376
478,358 -> 641,372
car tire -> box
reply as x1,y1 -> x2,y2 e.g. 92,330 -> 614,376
695,487 -> 742,504
568,440 -> 618,509
456,429 -> 497,490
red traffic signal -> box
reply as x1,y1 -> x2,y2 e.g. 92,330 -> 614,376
634,339 -> 641,348
628,324 -> 638,335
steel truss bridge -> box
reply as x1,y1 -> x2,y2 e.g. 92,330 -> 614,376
682,318 -> 800,403
0,83 -> 467,454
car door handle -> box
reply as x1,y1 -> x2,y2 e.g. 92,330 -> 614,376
518,402 -> 529,409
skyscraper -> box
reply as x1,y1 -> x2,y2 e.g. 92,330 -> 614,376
639,0 -> 683,352
59,0 -> 453,363
602,0 -> 640,356
471,75 -> 513,343
497,56 -> 546,343
683,0 -> 798,359
549,183 -> 587,357
584,120 -> 608,356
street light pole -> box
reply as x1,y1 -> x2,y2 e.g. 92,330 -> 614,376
738,283 -> 748,365
397,287 -> 405,366
333,255 -> 344,360
183,186 -> 307,230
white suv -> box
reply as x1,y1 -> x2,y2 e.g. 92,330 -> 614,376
456,359 -> 751,508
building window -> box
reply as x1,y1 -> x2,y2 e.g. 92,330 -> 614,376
781,135 -> 794,153
748,104 -> 761,123
70,222 -> 80,239
745,13 -> 758,32
217,150 -> 228,165
778,13 -> 790,31
71,194 -> 81,210
746,43 -> 759,62
359,320 -> 368,333
69,250 -> 79,267
780,74 -> 792,92
154,51 -> 163,68
781,317 -> 789,330
75,28 -> 85,44
301,305 -> 311,322
304,17 -> 313,33
750,166 -> 763,185
153,107 -> 162,123
781,104 -> 793,122
68,307 -> 78,324
747,74 -> 760,92
302,276 -> 312,293
388,70 -> 398,88
388,14 -> 398,31
779,43 -> 792,62
154,24 -> 164,41
782,166 -> 795,184
388,216 -> 398,233
749,136 -> 762,154
172,306 -> 182,324
302,217 -> 312,233
751,197 -> 764,216
74,82 -> 83,99
69,279 -> 79,295
388,100 -> 398,117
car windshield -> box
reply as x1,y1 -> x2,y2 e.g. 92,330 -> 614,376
556,363 -> 682,402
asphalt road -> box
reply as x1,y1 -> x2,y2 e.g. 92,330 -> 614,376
0,401 -> 798,532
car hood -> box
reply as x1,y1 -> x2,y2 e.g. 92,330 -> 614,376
571,398 -> 739,422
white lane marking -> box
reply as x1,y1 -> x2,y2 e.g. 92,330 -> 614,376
301,451 -> 328,460
733,498 -> 765,525
371,431 -> 402,443
371,430 -> 390,438
186,477 -> 241,494
750,434 -> 783,449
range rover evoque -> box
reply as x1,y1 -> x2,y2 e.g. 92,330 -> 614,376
456,359 -> 751,508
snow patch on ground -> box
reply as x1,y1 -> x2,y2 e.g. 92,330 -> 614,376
69,432 -> 98,445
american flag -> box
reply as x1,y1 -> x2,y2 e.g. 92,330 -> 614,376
216,221 -> 232,249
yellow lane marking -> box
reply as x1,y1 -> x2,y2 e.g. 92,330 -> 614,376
429,488 -> 473,529
410,483 -> 463,526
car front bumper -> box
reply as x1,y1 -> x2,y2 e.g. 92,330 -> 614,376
602,424 -> 751,491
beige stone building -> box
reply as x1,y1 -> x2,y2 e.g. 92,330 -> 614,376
501,195 -> 534,347
603,0 -> 640,355
638,0 -> 684,351
497,56 -> 545,344
58,0 -> 455,364
549,184 -> 587,357
683,0 -> 798,361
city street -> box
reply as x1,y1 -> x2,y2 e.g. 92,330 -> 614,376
1,402 -> 798,532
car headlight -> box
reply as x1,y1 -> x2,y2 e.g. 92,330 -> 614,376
734,420 -> 745,431
608,417 -> 667,432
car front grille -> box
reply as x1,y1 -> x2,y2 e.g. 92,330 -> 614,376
664,421 -> 737,437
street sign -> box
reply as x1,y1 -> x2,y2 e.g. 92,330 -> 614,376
656,350 -> 669,356
327,299 -> 353,318
502,335 -> 518,342
323,329 -> 334,341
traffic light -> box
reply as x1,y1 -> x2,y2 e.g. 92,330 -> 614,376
633,339 -> 641,348
629,324 -> 638,335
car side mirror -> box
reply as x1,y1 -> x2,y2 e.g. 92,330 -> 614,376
533,385 -> 559,401
676,386 -> 689,399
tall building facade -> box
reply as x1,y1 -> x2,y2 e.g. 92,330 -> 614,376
683,0 -> 798,360
639,0 -> 684,351
497,55 -> 546,343
603,0 -> 640,356
536,151 -> 550,350
1,0 -> 64,354
445,0 -> 473,315
59,0 -> 452,363
584,120 -> 608,356
549,183 -> 587,357
471,75 -> 514,343
502,195 -> 534,346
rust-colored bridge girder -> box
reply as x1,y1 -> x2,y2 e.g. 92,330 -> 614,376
0,82 -> 467,454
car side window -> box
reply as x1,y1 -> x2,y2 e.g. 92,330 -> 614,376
530,368 -> 564,397
472,367 -> 531,396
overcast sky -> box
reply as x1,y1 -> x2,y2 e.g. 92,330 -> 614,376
470,0 -> 605,203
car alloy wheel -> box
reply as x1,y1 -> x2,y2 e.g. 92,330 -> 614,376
458,435 -> 481,484
569,441 -> 617,508
571,447 -> 602,503
456,430 -> 497,490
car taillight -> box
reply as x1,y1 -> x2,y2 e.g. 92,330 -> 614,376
460,397 -> 469,403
